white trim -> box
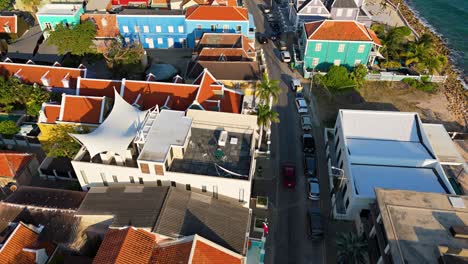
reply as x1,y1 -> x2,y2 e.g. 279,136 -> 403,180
125,79 -> 199,88
99,97 -> 106,123
307,39 -> 373,44
76,76 -> 81,95
59,93 -> 66,121
120,79 -> 126,97
192,234 -> 245,260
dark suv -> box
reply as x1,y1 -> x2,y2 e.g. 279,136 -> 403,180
303,134 -> 315,153
304,155 -> 316,178
307,208 -> 324,241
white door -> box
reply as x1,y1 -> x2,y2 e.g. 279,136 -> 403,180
167,38 -> 174,48
146,38 -> 154,48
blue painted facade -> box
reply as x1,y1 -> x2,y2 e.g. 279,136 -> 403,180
116,14 -> 187,48
116,11 -> 255,49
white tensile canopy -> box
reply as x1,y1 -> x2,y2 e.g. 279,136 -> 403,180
71,90 -> 148,159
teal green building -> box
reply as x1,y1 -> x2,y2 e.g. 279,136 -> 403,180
300,20 -> 382,74
36,4 -> 84,32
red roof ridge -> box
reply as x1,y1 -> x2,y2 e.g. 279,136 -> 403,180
354,21 -> 373,42
233,6 -> 248,20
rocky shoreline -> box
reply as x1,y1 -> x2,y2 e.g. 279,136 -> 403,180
388,0 -> 467,130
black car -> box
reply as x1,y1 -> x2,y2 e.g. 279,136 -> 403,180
303,134 -> 316,153
304,155 -> 317,178
270,31 -> 281,41
307,208 -> 324,241
257,34 -> 268,44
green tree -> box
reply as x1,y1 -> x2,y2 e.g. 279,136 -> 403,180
316,66 -> 356,91
0,0 -> 12,11
47,21 -> 97,56
350,64 -> 367,89
103,40 -> 145,79
0,120 -> 20,138
42,125 -> 84,159
256,73 -> 281,104
336,232 -> 368,264
25,84 -> 50,117
256,103 -> 279,149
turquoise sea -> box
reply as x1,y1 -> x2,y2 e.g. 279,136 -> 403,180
406,0 -> 468,78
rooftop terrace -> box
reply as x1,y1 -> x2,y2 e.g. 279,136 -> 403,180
37,4 -> 82,16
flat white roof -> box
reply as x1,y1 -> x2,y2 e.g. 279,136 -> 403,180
423,123 -> 466,164
351,165 -> 447,198
138,110 -> 192,163
347,138 -> 432,161
37,4 -> 82,16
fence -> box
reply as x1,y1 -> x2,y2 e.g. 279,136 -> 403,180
366,72 -> 447,83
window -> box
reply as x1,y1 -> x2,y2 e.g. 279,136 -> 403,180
100,173 -> 108,186
186,184 -> 191,191
178,25 -> 184,33
345,198 -> 350,209
112,175 -> 118,183
354,59 -> 361,66
223,25 -> 229,32
358,44 -> 365,53
140,163 -> 149,174
168,26 -> 174,33
197,24 -> 202,30
157,180 -> 162,186
338,44 -> 345,53
80,170 -> 88,184
157,38 -> 163,45
156,25 -> 162,32
211,25 -> 216,31
171,181 -> 176,187
45,22 -> 53,30
130,176 -> 135,183
312,58 -> 319,66
101,18 -> 108,27
179,38 -> 186,48
202,185 -> 207,192
336,8 -> 343,16
167,38 -> 174,47
314,43 -> 322,52
124,37 -> 130,43
143,25 -> 149,33
236,25 -> 241,32
334,59 -> 341,66
134,26 -> 140,32
139,177 -> 144,184
346,9 -> 353,17
155,164 -> 164,175
122,26 -> 129,33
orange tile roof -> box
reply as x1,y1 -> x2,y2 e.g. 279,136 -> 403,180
185,6 -> 248,21
93,227 -> 157,264
191,239 -> 243,264
150,241 -> 192,264
0,61 -> 86,88
81,14 -> 119,38
0,15 -> 17,33
220,89 -> 242,114
0,151 -> 34,178
367,28 -> 382,46
42,104 -> 61,124
78,78 -> 122,98
198,48 -> 249,61
197,33 -> 254,55
0,222 -> 56,264
60,95 -> 105,124
304,20 -> 381,44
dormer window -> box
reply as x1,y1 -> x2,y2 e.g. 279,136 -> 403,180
62,73 -> 70,88
3,23 -> 10,33
41,71 -> 50,87
101,18 -> 108,27
13,69 -> 22,80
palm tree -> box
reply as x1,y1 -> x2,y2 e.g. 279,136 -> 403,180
256,104 -> 279,150
336,232 -> 368,264
256,73 -> 281,106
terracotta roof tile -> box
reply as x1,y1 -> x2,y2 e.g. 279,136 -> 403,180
93,227 -> 157,264
81,14 -> 119,38
304,20 -> 380,44
0,15 -> 17,33
199,48 -> 249,61
192,239 -> 243,264
42,104 -> 61,124
150,241 -> 192,264
186,6 -> 248,21
0,62 -> 86,88
0,151 -> 34,178
78,78 -> 122,98
60,95 -> 105,124
220,90 -> 242,114
0,222 -> 56,264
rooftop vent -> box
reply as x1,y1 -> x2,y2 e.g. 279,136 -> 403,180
449,196 -> 465,208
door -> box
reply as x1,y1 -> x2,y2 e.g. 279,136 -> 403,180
167,38 -> 174,48
146,38 -> 154,48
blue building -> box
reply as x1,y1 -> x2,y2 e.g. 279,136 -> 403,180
185,5 -> 255,48
116,9 -> 187,48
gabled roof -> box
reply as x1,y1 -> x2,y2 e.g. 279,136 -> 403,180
0,151 -> 34,178
0,15 -> 17,33
197,33 -> 254,54
81,13 -> 119,38
0,60 -> 86,88
150,239 -> 192,264
296,0 -> 330,15
59,94 -> 106,124
304,20 -> 381,45
185,6 -> 248,21
0,222 -> 56,263
77,77 -> 122,98
93,227 -> 157,264
331,0 -> 357,8
41,103 -> 61,124
198,48 -> 249,61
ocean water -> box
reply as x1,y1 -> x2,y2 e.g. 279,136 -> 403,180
406,0 -> 468,77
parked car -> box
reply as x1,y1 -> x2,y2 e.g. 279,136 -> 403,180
307,178 -> 320,200
307,208 -> 324,241
278,40 -> 288,51
304,155 -> 316,178
270,31 -> 280,41
260,4 -> 271,13
282,163 -> 296,188
290,79 -> 302,91
257,33 -> 268,44
281,51 -> 291,63
301,115 -> 312,131
303,133 -> 315,153
295,98 -> 308,114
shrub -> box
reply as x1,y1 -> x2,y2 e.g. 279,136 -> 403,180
381,61 -> 401,69
402,77 -> 436,92
0,120 -> 20,138
316,66 -> 356,92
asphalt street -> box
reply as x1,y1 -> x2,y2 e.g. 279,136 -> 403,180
245,0 -> 327,263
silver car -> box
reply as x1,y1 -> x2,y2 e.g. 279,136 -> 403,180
295,98 -> 308,114
301,115 -> 312,131
308,178 -> 320,200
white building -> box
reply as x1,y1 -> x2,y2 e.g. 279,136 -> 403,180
326,110 -> 456,220
71,91 -> 258,207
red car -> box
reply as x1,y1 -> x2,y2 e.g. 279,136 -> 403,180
282,163 -> 296,188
